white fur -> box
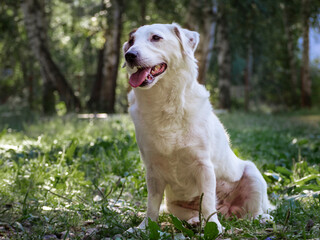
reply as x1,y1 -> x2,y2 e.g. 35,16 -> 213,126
124,23 -> 273,234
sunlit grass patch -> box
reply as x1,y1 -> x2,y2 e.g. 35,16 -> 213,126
0,112 -> 319,239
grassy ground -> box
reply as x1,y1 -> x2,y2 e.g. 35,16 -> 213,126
0,111 -> 319,239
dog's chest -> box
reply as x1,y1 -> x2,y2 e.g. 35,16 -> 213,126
134,114 -> 197,155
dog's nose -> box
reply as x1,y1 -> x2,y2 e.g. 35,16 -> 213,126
125,50 -> 138,63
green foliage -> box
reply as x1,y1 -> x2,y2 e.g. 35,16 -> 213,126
203,222 -> 219,240
147,218 -> 161,240
1,0 -> 319,112
0,112 -> 319,239
170,215 -> 195,237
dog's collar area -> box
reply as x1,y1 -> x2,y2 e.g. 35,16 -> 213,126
129,63 -> 167,88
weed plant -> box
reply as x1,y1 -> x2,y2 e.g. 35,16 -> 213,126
0,112 -> 319,239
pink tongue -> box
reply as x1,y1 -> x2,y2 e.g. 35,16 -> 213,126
129,68 -> 151,88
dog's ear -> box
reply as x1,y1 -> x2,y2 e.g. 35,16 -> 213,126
172,23 -> 200,56
123,41 -> 130,54
123,28 -> 137,54
122,28 -> 137,68
181,28 -> 200,53
122,42 -> 129,68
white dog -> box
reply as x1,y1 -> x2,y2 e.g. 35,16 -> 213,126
123,23 -> 273,233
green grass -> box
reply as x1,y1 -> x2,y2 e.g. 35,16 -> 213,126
0,111 -> 319,239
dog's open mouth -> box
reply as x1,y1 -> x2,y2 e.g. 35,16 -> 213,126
129,63 -> 167,88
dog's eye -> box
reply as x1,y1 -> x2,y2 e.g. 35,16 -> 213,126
151,35 -> 162,42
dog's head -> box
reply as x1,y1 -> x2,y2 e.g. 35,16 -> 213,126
123,23 -> 199,89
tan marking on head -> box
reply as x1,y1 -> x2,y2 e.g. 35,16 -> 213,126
129,28 -> 137,38
127,28 -> 138,48
173,27 -> 182,42
173,26 -> 185,54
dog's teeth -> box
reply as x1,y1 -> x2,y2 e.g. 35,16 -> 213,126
151,65 -> 160,75
146,74 -> 153,80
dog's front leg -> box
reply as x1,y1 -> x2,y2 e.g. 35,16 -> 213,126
196,162 -> 223,233
138,166 -> 166,230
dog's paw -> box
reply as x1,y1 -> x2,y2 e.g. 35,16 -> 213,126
206,217 -> 225,234
125,227 -> 136,234
187,216 -> 200,226
124,226 -> 140,236
187,216 -> 224,234
213,220 -> 225,234
255,213 -> 274,224
124,218 -> 148,236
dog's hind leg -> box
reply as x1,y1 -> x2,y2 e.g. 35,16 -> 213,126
217,160 -> 274,219
241,161 -> 274,222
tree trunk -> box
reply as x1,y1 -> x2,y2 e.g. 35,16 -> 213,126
197,9 -> 216,85
301,0 -> 311,108
21,0 -> 81,113
40,46 -> 82,111
87,0 -> 106,111
99,0 -> 124,113
185,0 -> 217,85
87,48 -> 104,111
42,81 -> 56,114
282,3 -> 299,106
244,45 -> 253,111
217,4 -> 231,109
20,58 -> 34,110
140,0 -> 146,25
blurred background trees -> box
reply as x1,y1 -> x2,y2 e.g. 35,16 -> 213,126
0,0 -> 319,114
